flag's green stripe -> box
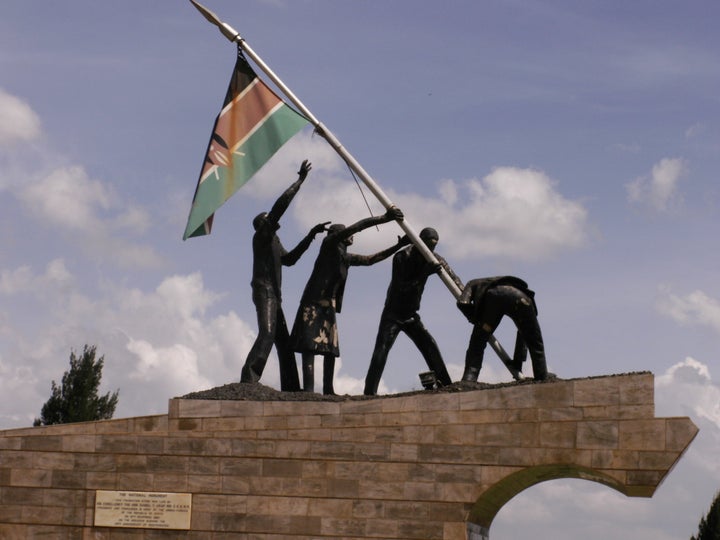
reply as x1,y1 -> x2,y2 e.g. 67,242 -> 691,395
183,105 -> 308,239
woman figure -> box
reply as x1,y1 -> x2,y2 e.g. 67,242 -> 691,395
291,207 -> 405,394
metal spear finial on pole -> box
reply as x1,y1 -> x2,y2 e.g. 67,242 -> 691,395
188,0 -> 522,380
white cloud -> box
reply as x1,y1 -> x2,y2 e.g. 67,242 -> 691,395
685,123 -> 705,139
126,339 -> 211,391
656,357 -> 720,431
428,167 -> 589,260
0,95 -> 161,270
20,165 -> 112,230
15,164 -> 163,268
113,206 -> 152,234
0,258 -> 72,296
242,135 -> 590,262
657,289 -> 720,334
626,157 -> 686,212
0,88 -> 41,145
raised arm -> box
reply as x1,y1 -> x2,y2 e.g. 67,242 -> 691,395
436,254 -> 464,291
266,160 -> 312,226
329,207 -> 404,243
347,235 -> 407,267
282,221 -> 330,266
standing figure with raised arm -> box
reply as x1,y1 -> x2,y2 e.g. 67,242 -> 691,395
240,160 -> 330,391
456,276 -> 549,382
363,227 -> 463,395
290,207 -> 406,395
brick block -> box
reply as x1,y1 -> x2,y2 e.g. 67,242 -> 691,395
0,450 -> 33,469
475,422 -> 539,447
51,471 -> 87,489
390,442 -> 419,461
274,440 -> 311,459
308,497 -> 353,517
591,449 -> 639,469
176,399 -> 222,418
638,451 -> 682,470
21,435 -> 63,452
619,419 -> 666,451
62,435 -> 96,453
539,421 -> 577,448
538,407 -> 583,422
365,518 -> 398,537
1,486 -> 45,505
261,459 -> 302,478
152,473 -> 188,492
115,472 -> 153,491
10,468 -> 51,487
434,424 -> 475,445
397,518 -> 445,538
666,417 -> 699,452
352,499 -> 384,518
577,421 -> 618,449
574,377 -> 620,407
619,373 -> 654,404
219,400 -> 264,418
85,472 -> 117,490
96,435 -> 138,454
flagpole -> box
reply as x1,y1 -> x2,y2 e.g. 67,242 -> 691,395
189,0 -> 522,380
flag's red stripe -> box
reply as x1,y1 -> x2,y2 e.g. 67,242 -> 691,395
200,80 -> 281,180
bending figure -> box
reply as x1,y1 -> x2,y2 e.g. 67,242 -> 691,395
457,276 -> 549,382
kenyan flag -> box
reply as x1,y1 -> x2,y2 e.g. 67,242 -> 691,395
183,50 -> 308,239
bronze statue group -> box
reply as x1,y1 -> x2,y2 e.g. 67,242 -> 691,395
240,161 -> 550,395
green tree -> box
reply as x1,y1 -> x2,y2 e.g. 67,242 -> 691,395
33,345 -> 119,426
692,490 -> 720,540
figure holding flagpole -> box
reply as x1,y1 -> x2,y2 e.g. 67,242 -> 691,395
240,160 -> 330,391
290,208 -> 406,395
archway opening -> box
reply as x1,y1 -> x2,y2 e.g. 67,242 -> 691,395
466,464 -> 629,539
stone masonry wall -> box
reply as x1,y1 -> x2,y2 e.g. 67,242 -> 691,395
0,373 -> 698,539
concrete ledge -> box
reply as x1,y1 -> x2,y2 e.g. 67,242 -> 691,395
0,373 -> 698,539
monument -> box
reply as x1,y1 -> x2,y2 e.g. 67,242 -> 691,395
0,3 -> 700,539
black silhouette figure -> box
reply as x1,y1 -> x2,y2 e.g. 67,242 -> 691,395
240,160 -> 329,390
457,276 -> 549,382
290,207 -> 405,394
363,227 -> 462,395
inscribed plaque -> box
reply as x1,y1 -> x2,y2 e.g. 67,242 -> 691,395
94,490 -> 191,529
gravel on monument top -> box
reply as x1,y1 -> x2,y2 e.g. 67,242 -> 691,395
178,372 -> 647,402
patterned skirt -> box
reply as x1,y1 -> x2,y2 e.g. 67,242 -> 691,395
290,301 -> 340,356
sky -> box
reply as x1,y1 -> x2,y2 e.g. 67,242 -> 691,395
1,0 -> 719,538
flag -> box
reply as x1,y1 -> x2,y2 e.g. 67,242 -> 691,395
183,49 -> 309,239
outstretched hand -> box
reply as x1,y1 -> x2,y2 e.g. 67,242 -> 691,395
384,206 -> 404,222
311,221 -> 331,236
456,301 -> 474,322
298,159 -> 312,179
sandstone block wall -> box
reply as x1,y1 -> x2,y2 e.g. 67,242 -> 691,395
0,373 -> 698,539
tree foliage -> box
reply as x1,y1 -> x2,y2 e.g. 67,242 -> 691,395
691,490 -> 720,540
34,345 -> 119,426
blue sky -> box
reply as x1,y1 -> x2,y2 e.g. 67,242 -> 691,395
1,1 -> 719,538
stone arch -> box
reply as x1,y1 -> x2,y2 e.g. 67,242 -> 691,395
466,464 -> 630,539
